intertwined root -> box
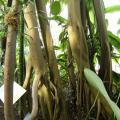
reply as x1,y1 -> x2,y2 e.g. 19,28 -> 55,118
38,81 -> 59,120
24,2 -> 47,119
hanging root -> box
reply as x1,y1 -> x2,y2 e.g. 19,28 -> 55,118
49,81 -> 59,119
24,2 -> 50,120
23,55 -> 32,89
23,73 -> 41,120
37,80 -> 59,120
96,99 -> 101,120
38,83 -> 52,120
29,73 -> 41,120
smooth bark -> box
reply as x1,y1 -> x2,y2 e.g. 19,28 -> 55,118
93,0 -> 112,90
4,0 -> 18,119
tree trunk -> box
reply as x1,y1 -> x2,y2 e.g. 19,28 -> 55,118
4,0 -> 19,120
93,0 -> 112,91
35,0 -> 68,119
68,0 -> 89,111
24,2 -> 47,119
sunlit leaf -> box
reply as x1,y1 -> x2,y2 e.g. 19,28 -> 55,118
50,15 -> 68,24
50,1 -> 61,15
84,68 -> 120,120
108,31 -> 120,52
57,53 -> 66,59
117,19 -> 120,24
59,30 -> 65,41
54,45 -> 60,50
117,29 -> 120,35
0,0 -> 5,6
105,5 -> 120,13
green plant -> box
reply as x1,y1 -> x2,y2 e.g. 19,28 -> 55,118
84,68 -> 120,120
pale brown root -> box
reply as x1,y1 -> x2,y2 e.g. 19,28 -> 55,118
24,2 -> 47,119
38,81 -> 59,120
23,55 -> 32,89
49,81 -> 59,119
29,73 -> 41,120
38,84 -> 52,120
96,99 -> 101,120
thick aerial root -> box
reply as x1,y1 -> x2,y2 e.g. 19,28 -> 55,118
38,84 -> 52,120
23,56 -> 32,89
37,81 -> 59,120
96,99 -> 101,120
29,73 -> 41,120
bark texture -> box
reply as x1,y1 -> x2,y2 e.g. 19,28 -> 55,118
68,0 -> 89,109
24,2 -> 47,119
93,0 -> 112,90
35,0 -> 68,119
4,0 -> 19,119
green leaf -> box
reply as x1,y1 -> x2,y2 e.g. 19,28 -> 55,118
50,1 -> 61,15
84,68 -> 120,120
43,0 -> 49,4
0,0 -> 4,6
117,19 -> 120,24
108,31 -> 120,52
54,45 -> 60,50
84,68 -> 109,99
57,53 -> 65,59
112,71 -> 120,84
117,29 -> 120,35
57,58 -> 66,63
51,15 -> 68,24
105,5 -> 120,13
59,30 -> 65,41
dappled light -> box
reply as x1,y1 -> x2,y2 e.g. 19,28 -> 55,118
0,0 -> 120,120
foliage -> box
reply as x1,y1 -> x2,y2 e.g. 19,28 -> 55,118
50,1 -> 61,15
0,0 -> 120,119
108,31 -> 120,52
105,5 -> 120,13
55,29 -> 68,83
84,68 -> 120,120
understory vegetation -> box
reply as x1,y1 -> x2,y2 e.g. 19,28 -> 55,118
0,0 -> 120,120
